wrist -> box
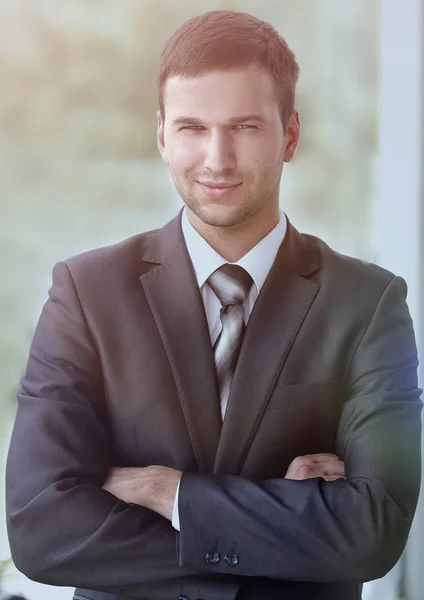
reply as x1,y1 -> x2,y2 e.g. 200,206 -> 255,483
139,466 -> 161,512
139,466 -> 182,521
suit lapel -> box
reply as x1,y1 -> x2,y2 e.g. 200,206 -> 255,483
213,218 -> 321,474
139,211 -> 322,476
139,211 -> 221,473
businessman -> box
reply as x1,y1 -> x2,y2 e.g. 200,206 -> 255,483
5,9 -> 422,600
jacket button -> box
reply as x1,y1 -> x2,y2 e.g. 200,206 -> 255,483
205,551 -> 220,564
224,552 -> 239,567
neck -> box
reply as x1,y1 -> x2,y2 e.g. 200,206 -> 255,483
186,203 -> 280,262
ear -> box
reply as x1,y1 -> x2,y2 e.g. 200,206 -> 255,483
156,111 -> 168,164
283,109 -> 301,163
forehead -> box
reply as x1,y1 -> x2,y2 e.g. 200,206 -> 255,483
163,66 -> 279,122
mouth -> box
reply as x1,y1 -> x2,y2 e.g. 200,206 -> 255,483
199,181 -> 242,188
197,181 -> 242,197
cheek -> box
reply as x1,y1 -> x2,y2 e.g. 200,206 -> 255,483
169,140 -> 201,168
257,142 -> 285,169
238,137 -> 278,164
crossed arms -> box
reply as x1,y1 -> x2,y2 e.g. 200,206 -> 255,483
5,261 -> 423,596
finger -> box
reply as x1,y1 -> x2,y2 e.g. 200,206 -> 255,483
302,454 -> 341,464
292,462 -> 344,481
301,462 -> 345,480
323,474 -> 346,481
318,461 -> 346,477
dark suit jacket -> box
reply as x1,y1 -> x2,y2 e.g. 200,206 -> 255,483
5,211 -> 423,600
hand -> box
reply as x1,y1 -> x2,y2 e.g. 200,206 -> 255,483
102,465 -> 182,521
285,453 -> 346,481
101,466 -> 150,505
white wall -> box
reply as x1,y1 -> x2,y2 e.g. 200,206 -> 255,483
377,1 -> 424,598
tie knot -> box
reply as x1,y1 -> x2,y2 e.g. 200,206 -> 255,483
207,264 -> 253,307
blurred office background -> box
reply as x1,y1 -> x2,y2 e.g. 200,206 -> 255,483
0,1 -> 422,599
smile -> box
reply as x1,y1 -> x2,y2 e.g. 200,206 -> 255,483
198,182 -> 242,197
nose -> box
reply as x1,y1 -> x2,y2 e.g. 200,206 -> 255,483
203,130 -> 236,174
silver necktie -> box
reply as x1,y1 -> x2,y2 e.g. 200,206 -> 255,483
207,264 -> 253,420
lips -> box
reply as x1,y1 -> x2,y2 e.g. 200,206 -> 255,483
197,181 -> 242,197
198,182 -> 241,189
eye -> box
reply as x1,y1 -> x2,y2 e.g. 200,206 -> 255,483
180,124 -> 256,131
180,126 -> 203,131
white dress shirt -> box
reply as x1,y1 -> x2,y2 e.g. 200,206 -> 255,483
172,207 -> 287,530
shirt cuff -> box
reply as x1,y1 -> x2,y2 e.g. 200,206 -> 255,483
172,477 -> 181,531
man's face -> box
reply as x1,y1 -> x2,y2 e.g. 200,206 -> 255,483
157,65 -> 300,228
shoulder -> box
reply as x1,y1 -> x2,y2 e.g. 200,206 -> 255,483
302,231 -> 406,298
58,227 -> 159,287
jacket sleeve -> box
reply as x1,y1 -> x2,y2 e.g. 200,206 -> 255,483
177,275 -> 423,583
5,261 -> 202,595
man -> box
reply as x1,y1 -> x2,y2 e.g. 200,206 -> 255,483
5,9 -> 422,600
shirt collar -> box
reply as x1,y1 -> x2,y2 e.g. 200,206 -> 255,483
181,207 -> 287,294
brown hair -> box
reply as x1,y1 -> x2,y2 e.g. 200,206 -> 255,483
155,10 -> 300,132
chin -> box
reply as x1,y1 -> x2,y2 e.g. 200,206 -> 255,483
192,203 -> 252,228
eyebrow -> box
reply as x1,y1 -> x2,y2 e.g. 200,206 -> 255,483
171,114 -> 267,127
